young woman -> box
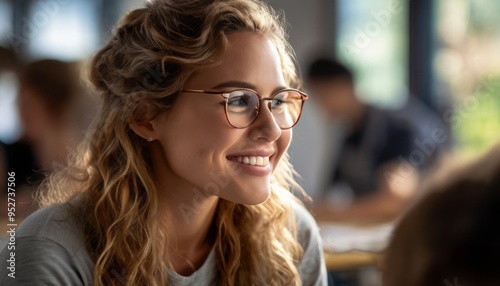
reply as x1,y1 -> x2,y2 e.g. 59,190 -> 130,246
0,0 -> 327,285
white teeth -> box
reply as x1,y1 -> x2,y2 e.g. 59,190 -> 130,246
256,156 -> 263,166
243,157 -> 250,164
231,156 -> 269,166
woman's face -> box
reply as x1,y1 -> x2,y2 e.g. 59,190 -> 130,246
150,32 -> 292,205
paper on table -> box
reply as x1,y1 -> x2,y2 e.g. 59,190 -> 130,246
319,223 -> 394,253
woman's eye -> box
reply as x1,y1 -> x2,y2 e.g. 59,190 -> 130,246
227,92 -> 258,114
228,96 -> 249,106
271,99 -> 286,108
271,92 -> 289,108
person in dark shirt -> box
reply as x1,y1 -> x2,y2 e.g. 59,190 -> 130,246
306,57 -> 444,222
1,141 -> 44,189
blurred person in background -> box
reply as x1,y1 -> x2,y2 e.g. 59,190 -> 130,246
0,46 -> 19,73
306,57 -> 449,222
0,46 -> 21,194
1,59 -> 95,219
0,46 -> 23,223
384,143 -> 500,286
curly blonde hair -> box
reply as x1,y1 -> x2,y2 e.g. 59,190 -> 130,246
39,0 -> 308,285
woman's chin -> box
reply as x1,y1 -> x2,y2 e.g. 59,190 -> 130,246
221,182 -> 272,205
242,189 -> 271,205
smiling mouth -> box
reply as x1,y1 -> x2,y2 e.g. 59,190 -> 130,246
227,156 -> 270,166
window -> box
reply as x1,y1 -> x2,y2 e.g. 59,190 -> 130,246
27,0 -> 99,60
0,0 -> 13,45
434,0 -> 500,157
336,0 -> 408,108
0,72 -> 21,143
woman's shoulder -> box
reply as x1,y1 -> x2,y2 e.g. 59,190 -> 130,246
16,196 -> 87,255
0,196 -> 94,285
289,199 -> 320,239
288,199 -> 324,255
289,199 -> 329,285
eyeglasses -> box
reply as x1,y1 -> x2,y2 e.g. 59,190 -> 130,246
181,88 -> 308,129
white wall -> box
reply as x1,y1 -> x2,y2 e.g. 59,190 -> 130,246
265,0 -> 329,64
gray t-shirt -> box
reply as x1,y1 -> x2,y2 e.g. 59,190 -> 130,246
1,199 -> 327,285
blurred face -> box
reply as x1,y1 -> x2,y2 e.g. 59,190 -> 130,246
308,78 -> 357,119
17,87 -> 51,142
150,32 -> 292,205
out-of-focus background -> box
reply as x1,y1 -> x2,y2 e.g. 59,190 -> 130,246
0,1 -> 499,285
270,0 -> 500,197
0,0 -> 145,145
1,0 -> 498,192
0,0 -> 500,192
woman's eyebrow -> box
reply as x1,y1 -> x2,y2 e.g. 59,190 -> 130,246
210,80 -> 288,94
210,80 -> 256,90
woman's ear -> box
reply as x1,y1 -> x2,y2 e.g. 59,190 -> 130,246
129,101 -> 163,142
129,120 -> 156,142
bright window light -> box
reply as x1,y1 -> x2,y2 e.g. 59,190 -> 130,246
27,0 -> 99,60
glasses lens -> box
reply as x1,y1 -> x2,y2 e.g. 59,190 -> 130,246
225,89 -> 304,129
226,90 -> 260,128
271,90 -> 303,129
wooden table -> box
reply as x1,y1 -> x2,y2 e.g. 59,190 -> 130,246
324,250 -> 383,271
318,220 -> 391,271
